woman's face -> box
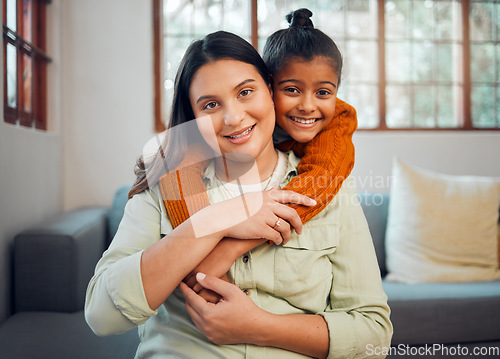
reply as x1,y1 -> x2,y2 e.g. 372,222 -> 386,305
189,59 -> 276,164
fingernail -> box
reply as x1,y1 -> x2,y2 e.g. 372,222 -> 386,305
196,272 -> 206,281
310,199 -> 317,205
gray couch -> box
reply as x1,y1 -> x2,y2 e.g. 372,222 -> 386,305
0,186 -> 498,358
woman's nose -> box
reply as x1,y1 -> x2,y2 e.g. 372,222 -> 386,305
224,102 -> 245,126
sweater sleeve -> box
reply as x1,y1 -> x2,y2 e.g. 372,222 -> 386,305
278,98 -> 357,224
159,142 -> 211,228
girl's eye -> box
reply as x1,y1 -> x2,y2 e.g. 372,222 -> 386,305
284,87 -> 299,94
317,90 -> 331,96
203,101 -> 218,110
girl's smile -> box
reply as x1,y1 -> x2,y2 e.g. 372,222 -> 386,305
273,56 -> 339,143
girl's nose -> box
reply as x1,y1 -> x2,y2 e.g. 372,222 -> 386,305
298,94 -> 315,113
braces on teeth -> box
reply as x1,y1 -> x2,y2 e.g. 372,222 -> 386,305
228,125 -> 254,139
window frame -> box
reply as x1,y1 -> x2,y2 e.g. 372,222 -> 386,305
153,0 -> 499,132
2,0 -> 51,130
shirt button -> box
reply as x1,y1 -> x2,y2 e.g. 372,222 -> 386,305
242,255 -> 249,263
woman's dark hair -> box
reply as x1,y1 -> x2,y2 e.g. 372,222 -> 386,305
129,31 -> 271,198
263,8 -> 343,86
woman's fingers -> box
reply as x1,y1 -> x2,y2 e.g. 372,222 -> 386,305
268,188 -> 316,207
271,203 -> 303,234
269,216 -> 291,244
179,282 -> 207,316
195,273 -> 242,301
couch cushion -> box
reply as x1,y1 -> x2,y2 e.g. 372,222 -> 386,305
0,311 -> 139,359
384,280 -> 500,345
386,158 -> 500,283
14,208 -> 108,312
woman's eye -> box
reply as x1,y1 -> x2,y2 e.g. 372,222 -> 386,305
203,101 -> 217,110
284,88 -> 299,94
239,89 -> 252,97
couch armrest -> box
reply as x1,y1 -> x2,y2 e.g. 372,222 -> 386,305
14,207 -> 108,313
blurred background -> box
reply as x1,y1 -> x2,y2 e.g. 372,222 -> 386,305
0,0 -> 499,323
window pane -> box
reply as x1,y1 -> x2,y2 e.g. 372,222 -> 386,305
341,84 -> 379,129
414,85 -> 435,127
6,43 -> 17,108
7,0 -> 17,31
471,85 -> 496,127
385,0 -> 409,40
436,85 -> 460,128
22,53 -> 32,112
386,85 -> 411,128
23,0 -> 32,42
497,44 -> 500,82
436,44 -> 459,83
346,0 -> 377,39
470,2 -> 494,41
470,44 -> 495,83
412,41 -> 433,83
345,40 -> 377,82
386,42 -> 410,83
497,3 -> 500,41
164,0 -> 194,35
412,0 -> 434,39
435,1 -> 460,40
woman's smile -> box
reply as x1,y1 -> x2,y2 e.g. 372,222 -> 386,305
224,124 -> 256,143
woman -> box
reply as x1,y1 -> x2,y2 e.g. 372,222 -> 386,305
85,31 -> 392,358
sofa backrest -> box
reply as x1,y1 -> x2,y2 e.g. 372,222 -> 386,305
108,185 -> 133,244
358,193 -> 390,277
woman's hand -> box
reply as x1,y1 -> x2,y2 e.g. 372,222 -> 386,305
209,187 -> 316,245
179,273 -> 268,345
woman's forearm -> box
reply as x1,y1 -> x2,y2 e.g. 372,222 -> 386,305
141,208 -> 226,310
251,312 -> 330,359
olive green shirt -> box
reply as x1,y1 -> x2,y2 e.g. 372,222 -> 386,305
85,151 -> 392,358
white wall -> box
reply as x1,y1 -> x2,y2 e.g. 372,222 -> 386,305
352,131 -> 500,193
0,1 -> 63,322
61,0 -> 156,211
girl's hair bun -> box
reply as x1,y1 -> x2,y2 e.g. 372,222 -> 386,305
286,8 -> 314,29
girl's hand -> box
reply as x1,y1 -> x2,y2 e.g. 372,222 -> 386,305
179,273 -> 268,345
209,187 -> 315,245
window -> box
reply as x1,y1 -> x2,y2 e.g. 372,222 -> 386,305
154,0 -> 499,131
3,0 -> 51,130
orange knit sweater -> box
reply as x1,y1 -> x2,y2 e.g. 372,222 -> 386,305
159,98 -> 357,228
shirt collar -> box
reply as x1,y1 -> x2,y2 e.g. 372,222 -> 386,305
204,150 -> 299,188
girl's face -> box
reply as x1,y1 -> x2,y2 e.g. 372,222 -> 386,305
190,59 -> 276,164
272,56 -> 339,143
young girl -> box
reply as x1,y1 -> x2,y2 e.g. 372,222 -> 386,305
157,8 -> 357,295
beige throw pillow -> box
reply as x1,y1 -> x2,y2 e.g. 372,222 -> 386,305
385,158 -> 500,283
